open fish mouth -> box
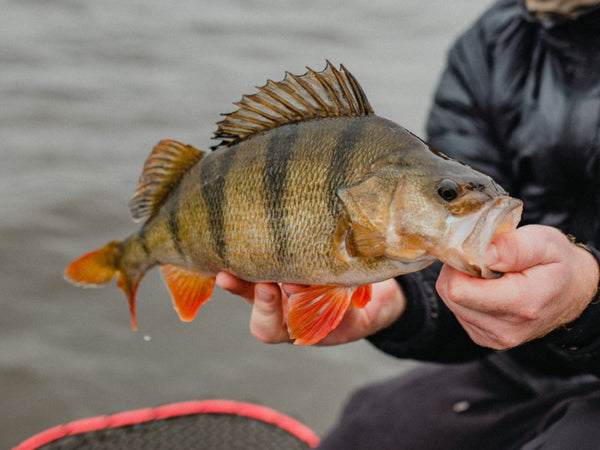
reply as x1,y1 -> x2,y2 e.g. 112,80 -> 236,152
438,197 -> 523,278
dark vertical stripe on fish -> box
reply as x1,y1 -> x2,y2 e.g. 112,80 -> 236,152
201,151 -> 234,264
166,189 -> 185,258
264,125 -> 299,263
327,119 -> 366,211
137,224 -> 152,257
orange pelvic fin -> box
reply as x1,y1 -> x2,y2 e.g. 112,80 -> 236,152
159,264 -> 215,322
287,285 -> 371,345
350,284 -> 372,309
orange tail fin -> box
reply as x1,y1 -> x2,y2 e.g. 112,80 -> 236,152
286,284 -> 372,345
64,241 -> 144,330
64,241 -> 121,287
160,264 -> 215,322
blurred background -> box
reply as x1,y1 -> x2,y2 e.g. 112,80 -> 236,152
1,0 -> 491,447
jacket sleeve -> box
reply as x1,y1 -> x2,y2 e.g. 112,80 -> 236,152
367,263 -> 492,363
413,24 -> 600,375
368,18 -> 600,376
543,244 -> 600,376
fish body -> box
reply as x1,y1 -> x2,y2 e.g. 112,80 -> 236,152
66,62 -> 522,344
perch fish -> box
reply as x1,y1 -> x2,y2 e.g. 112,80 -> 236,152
65,62 -> 522,345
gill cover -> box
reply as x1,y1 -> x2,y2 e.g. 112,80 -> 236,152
337,167 -> 429,262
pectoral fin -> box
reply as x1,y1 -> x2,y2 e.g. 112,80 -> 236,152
160,265 -> 215,322
287,284 -> 372,345
384,235 -> 427,260
344,223 -> 386,257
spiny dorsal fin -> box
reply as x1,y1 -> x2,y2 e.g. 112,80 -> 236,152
129,140 -> 203,222
211,61 -> 374,149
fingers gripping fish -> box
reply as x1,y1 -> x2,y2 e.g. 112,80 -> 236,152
65,62 -> 522,345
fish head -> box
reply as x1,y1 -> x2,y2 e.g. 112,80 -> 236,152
338,155 -> 522,279
391,157 -> 523,278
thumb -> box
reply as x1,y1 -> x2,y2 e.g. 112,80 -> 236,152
484,225 -> 562,273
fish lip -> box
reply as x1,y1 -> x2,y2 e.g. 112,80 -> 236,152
436,196 -> 523,278
462,197 -> 523,277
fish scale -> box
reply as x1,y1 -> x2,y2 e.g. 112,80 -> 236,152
65,62 -> 522,345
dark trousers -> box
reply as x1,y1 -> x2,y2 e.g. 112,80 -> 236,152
320,358 -> 600,449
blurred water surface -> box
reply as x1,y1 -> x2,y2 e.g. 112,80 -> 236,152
1,0 -> 491,447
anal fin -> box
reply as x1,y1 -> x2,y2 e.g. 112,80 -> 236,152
159,264 -> 215,322
287,285 -> 372,345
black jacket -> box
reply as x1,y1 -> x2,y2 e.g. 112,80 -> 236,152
369,0 -> 600,378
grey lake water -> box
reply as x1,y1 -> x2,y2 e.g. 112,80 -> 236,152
2,0 -> 491,447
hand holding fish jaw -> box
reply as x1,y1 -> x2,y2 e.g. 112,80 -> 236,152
215,273 -> 406,345
436,225 -> 600,350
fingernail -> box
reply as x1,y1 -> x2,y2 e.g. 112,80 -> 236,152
484,243 -> 499,267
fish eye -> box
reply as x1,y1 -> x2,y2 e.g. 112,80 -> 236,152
437,179 -> 459,202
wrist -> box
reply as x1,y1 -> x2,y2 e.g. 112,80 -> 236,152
565,239 -> 600,324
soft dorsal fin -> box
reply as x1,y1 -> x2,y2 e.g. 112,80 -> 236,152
129,140 -> 204,222
211,61 -> 374,149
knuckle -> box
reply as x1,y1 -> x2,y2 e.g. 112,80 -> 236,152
465,330 -> 507,350
471,325 -> 524,350
437,277 -> 464,304
540,226 -> 568,259
516,305 -> 540,322
495,332 -> 524,349
463,330 -> 488,348
484,340 -> 510,351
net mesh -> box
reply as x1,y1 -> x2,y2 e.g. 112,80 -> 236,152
39,412 -> 312,449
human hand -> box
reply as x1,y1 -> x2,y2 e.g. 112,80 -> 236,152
215,272 -> 406,345
436,225 -> 600,350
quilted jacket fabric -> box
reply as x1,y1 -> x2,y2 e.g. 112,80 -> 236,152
369,0 -> 600,378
